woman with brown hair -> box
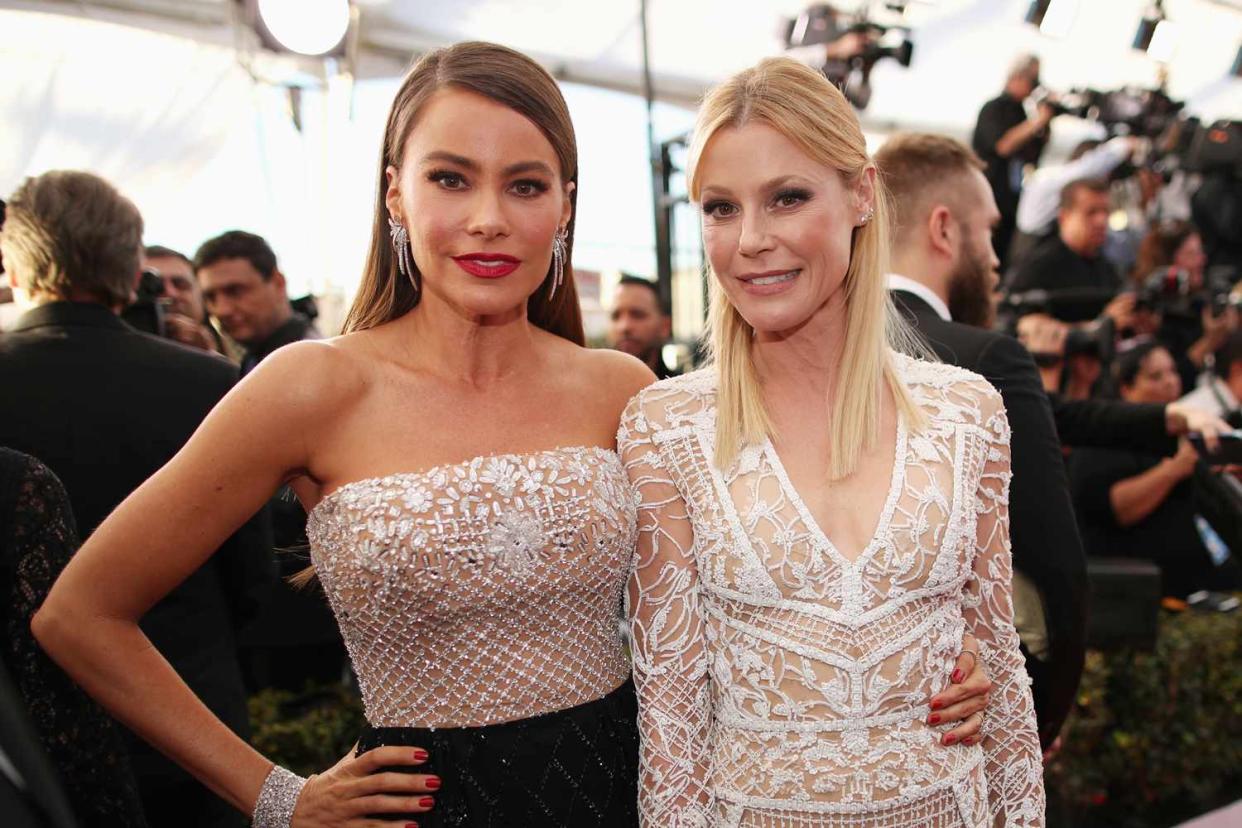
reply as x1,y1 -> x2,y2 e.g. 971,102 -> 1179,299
33,41 -> 651,827
33,42 -> 993,828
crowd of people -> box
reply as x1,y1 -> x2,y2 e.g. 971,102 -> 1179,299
0,36 -> 1237,828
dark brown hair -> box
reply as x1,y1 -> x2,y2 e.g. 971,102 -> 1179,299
1059,177 -> 1110,212
1132,219 -> 1199,283
343,41 -> 584,344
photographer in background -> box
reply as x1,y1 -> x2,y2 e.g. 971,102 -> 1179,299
1068,341 -> 1242,599
1179,328 -> 1242,426
1013,137 -> 1139,266
1007,178 -> 1136,330
1132,221 -> 1234,393
973,53 -> 1053,270
142,245 -> 226,355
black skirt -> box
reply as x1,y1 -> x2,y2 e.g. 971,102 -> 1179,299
355,680 -> 638,827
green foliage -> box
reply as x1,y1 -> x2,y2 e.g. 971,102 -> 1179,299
247,608 -> 1242,824
248,683 -> 366,777
1046,604 -> 1242,827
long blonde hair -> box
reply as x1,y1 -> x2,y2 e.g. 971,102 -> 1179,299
688,57 -> 927,479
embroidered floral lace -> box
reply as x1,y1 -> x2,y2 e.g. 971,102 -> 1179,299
618,354 -> 1045,828
307,446 -> 635,727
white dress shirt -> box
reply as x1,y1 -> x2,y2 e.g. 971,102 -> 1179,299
886,273 -> 951,322
1016,137 -> 1133,235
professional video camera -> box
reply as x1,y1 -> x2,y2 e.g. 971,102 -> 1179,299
1034,86 -> 1184,140
782,3 -> 914,110
1183,120 -> 1242,177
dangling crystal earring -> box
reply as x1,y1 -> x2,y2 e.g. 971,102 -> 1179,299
549,227 -> 568,299
388,215 -> 414,283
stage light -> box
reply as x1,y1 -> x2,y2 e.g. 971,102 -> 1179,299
1025,0 -> 1077,38
256,0 -> 350,57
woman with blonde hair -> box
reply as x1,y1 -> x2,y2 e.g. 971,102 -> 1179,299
619,57 -> 1044,827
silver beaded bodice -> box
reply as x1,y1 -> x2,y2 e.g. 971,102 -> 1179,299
307,446 -> 636,728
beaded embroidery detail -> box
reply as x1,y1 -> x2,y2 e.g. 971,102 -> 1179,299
307,446 -> 635,728
619,354 -> 1045,828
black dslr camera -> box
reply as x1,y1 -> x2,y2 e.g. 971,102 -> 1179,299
121,268 -> 167,337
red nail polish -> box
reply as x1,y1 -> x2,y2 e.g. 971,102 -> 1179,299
413,749 -> 428,762
405,823 -> 419,828
425,776 -> 441,790
419,797 -> 435,809
928,713 -> 941,725
930,700 -> 944,711
951,669 -> 964,683
963,736 -> 975,745
944,733 -> 958,745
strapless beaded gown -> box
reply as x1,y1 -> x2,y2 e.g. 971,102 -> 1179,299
307,446 -> 639,827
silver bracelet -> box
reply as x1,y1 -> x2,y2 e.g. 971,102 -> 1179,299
252,765 -> 308,828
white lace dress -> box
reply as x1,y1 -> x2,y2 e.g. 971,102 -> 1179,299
618,354 -> 1044,828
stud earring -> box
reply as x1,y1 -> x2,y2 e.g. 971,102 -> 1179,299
858,208 -> 875,227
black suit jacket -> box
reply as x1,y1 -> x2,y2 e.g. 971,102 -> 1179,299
1049,394 -> 1174,456
0,302 -> 270,823
892,290 -> 1087,748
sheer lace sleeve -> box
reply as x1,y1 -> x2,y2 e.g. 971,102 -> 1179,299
966,389 -> 1046,827
618,392 -> 713,828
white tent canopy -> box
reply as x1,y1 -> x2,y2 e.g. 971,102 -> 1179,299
7,0 -> 1242,121
2,0 -> 1241,314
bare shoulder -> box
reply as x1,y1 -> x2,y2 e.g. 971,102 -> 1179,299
574,346 -> 657,406
233,335 -> 373,421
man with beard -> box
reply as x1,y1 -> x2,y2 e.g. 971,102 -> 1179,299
876,132 -> 1086,753
607,274 -> 677,379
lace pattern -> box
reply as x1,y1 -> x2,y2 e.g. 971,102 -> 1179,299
0,448 -> 147,826
619,354 -> 1044,828
307,446 -> 635,728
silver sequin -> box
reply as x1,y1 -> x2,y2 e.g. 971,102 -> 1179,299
252,765 -> 307,828
307,446 -> 636,728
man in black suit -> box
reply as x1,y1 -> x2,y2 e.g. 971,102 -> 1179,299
0,170 -> 270,827
877,134 -> 1087,751
876,135 -> 1231,752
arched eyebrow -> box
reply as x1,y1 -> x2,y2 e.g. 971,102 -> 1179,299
700,175 -> 814,201
420,151 -> 554,177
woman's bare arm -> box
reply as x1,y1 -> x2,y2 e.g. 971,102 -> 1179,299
32,342 -> 433,822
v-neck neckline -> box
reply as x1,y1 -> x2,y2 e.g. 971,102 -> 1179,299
762,413 -> 908,571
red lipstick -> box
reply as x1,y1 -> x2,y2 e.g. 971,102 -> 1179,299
452,253 -> 521,278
